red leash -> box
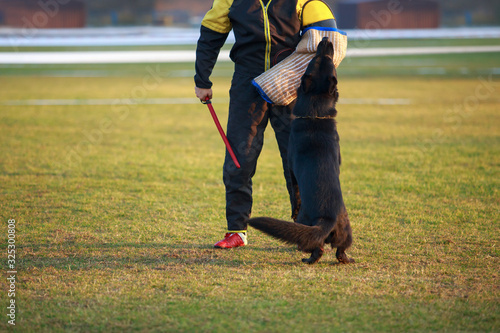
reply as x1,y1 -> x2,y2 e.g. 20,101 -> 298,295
203,97 -> 241,169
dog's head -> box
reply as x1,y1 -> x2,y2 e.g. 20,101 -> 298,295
293,37 -> 339,118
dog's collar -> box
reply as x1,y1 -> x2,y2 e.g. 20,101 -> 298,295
293,115 -> 335,119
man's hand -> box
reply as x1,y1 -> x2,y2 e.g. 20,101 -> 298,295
195,87 -> 213,102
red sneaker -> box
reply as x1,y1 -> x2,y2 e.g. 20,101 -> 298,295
214,232 -> 247,248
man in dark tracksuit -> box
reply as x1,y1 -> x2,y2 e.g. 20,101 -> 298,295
194,0 -> 336,248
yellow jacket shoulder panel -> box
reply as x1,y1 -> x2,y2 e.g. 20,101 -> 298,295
298,0 -> 335,27
202,0 -> 234,34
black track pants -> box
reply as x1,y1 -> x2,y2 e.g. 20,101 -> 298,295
223,72 -> 296,232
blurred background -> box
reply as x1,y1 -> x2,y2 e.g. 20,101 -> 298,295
0,0 -> 499,29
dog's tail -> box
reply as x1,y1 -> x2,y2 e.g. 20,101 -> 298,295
247,217 -> 334,252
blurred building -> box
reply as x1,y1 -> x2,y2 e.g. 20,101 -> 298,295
0,0 -> 86,28
335,0 -> 440,29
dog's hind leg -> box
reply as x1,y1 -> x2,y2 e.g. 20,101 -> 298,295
333,231 -> 355,264
290,170 -> 301,222
302,247 -> 324,264
330,209 -> 354,264
335,247 -> 354,264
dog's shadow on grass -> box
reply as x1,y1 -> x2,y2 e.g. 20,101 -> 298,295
19,241 -> 350,270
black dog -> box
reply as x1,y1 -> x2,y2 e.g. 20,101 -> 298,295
248,38 -> 354,265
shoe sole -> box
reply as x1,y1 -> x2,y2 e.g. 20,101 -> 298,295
214,244 -> 245,249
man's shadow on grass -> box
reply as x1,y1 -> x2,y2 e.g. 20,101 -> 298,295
19,241 -> 346,270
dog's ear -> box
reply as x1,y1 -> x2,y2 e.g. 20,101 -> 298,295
301,74 -> 314,93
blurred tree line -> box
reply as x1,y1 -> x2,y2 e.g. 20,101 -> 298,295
87,0 -> 155,26
436,0 -> 500,26
86,0 -> 500,27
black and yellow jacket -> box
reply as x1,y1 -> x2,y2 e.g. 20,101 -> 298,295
194,0 -> 336,89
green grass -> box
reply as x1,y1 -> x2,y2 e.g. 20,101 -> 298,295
0,45 -> 499,332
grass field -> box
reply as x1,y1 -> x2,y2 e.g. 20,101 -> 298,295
0,42 -> 499,332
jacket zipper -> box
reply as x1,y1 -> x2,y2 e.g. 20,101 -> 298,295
259,0 -> 273,71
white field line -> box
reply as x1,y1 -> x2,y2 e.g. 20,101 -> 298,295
347,45 -> 500,57
0,45 -> 499,64
1,27 -> 499,47
0,50 -> 203,64
0,97 -> 412,106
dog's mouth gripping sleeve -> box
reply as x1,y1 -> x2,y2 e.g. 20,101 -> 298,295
252,27 -> 347,106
